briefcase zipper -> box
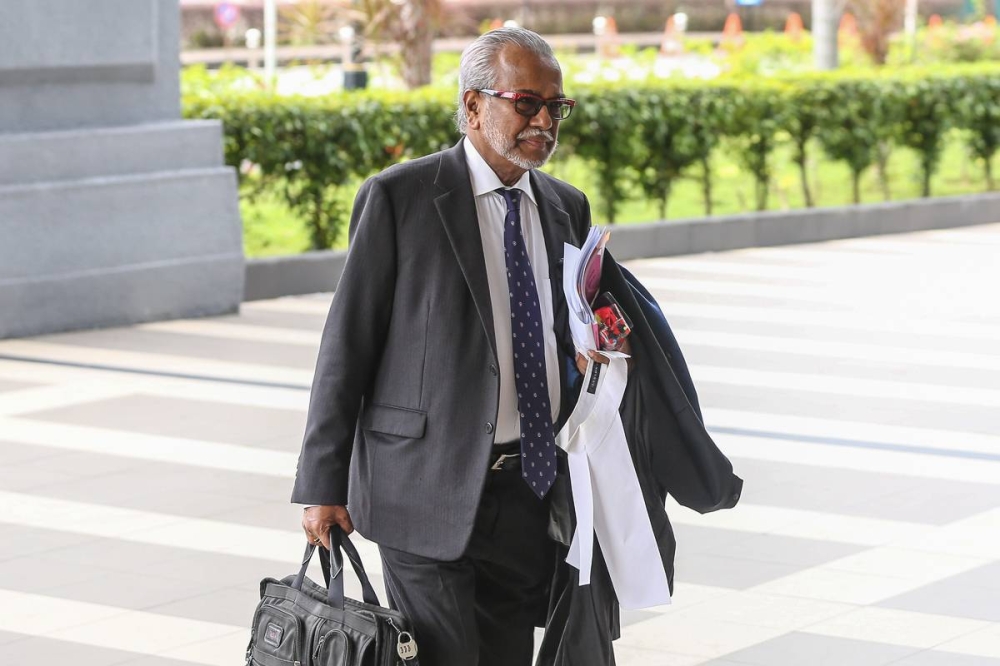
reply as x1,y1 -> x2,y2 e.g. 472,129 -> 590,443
314,628 -> 352,664
245,645 -> 300,666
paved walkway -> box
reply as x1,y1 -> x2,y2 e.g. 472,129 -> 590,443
1,224 -> 1000,665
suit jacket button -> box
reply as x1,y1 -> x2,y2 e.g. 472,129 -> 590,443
489,364 -> 498,376
485,422 -> 494,434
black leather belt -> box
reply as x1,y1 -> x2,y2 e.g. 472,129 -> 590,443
488,444 -> 567,473
490,452 -> 523,471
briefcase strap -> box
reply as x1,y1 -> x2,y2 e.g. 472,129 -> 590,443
291,525 -> 381,610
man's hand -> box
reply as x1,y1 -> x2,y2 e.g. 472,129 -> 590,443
574,337 -> 633,376
302,505 -> 354,550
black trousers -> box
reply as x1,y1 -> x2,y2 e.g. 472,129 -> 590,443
379,464 -> 555,666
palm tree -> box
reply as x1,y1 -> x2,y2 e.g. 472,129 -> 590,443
358,0 -> 447,89
278,0 -> 363,45
850,0 -> 907,64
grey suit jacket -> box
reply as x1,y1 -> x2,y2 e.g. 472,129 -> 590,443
291,141 -> 591,560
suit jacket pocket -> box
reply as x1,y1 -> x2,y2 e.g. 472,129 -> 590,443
361,403 -> 427,439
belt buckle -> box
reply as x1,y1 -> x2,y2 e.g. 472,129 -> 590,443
490,453 -> 520,471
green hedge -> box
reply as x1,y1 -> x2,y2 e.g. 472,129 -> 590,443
183,63 -> 1000,249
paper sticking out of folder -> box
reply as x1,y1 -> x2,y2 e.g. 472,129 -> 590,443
563,227 -> 631,353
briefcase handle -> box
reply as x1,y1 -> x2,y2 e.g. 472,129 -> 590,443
291,525 -> 381,610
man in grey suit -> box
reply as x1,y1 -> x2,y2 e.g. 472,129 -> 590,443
292,27 -> 606,665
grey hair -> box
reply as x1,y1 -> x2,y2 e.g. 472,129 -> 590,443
455,27 -> 560,135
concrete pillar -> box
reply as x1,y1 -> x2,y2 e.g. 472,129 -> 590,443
0,0 -> 244,338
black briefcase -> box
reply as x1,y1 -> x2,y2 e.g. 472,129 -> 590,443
246,527 -> 419,666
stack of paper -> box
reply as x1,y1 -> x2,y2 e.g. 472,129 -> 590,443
563,226 -> 609,352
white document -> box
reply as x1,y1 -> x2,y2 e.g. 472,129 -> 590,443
556,242 -> 671,610
562,242 -> 596,352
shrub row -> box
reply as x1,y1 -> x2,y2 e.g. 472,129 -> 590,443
182,63 -> 1000,248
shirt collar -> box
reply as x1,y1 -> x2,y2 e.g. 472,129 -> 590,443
463,137 -> 537,206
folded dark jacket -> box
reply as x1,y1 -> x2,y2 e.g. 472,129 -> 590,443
537,254 -> 743,666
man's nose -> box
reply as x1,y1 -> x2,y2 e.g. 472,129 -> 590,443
530,104 -> 554,130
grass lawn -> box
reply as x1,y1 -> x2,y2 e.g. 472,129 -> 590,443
241,130 -> 995,257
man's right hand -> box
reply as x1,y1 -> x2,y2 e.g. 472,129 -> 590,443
302,505 -> 354,551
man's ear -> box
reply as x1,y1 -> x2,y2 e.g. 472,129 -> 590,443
463,90 -> 483,130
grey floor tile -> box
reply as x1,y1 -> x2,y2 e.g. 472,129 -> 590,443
0,525 -> 97,562
0,630 -> 25,646
664,315 -> 1000,356
32,470 -> 264,521
682,344 -> 1000,391
138,550 -> 287,589
879,563 -> 1000,621
37,328 -> 319,370
620,609 -> 661,627
39,538 -> 194,576
890,651 -> 1000,665
673,551 -> 804,590
641,267 -> 799,286
707,632 -> 918,666
701,383 -> 1000,436
146,585 -> 261,626
116,657 -> 205,666
0,552 -> 111,593
874,483 -> 1000,525
0,379 -> 39,393
671,524 -> 748,554
724,533 -> 863,568
22,463 -> 291,529
53,571 -> 217,611
0,463 -> 78,491
147,466 -> 293,504
204,500 -> 301,532
33,530 -> 287,585
0,634 -> 140,665
8,444 -> 151,479
215,309 -> 327,332
675,525 -> 864,569
0,440 -> 62,466
647,287 -> 856,311
22,394 -> 306,451
729,459 -> 1000,525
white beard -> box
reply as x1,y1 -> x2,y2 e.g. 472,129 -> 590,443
483,119 -> 558,171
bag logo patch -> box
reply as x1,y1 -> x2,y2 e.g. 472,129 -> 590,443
264,622 -> 283,647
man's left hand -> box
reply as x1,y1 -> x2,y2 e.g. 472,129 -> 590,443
574,337 -> 633,375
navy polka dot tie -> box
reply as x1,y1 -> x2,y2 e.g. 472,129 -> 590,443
498,188 -> 557,499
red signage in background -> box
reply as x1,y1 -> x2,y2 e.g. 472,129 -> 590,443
214,2 -> 240,30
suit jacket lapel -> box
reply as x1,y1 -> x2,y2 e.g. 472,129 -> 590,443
433,143 -> 498,362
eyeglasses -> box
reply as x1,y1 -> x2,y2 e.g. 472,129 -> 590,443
477,89 -> 576,120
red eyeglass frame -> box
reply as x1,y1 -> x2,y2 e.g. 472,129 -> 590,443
476,89 -> 577,119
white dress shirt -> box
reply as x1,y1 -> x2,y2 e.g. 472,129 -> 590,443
463,139 -> 561,444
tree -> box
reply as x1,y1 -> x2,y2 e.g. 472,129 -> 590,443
278,0 -> 346,45
726,82 -> 788,212
559,87 -> 641,224
784,83 -> 826,207
359,0 -> 446,89
814,78 -> 890,204
954,70 -> 1000,191
850,0 -> 906,65
635,88 -> 713,219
